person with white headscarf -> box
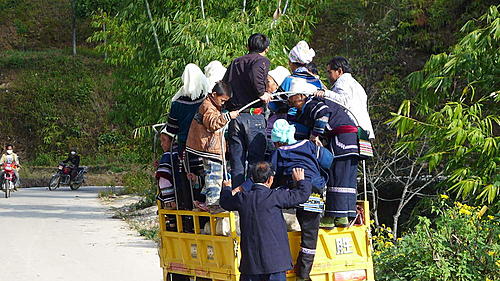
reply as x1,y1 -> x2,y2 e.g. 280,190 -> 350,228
162,63 -> 208,211
165,63 -> 209,151
204,60 -> 227,92
266,66 -> 290,93
281,41 -> 324,92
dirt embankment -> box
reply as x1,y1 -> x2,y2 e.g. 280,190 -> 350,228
19,166 -> 124,188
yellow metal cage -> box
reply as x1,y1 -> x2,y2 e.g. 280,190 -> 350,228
157,201 -> 375,281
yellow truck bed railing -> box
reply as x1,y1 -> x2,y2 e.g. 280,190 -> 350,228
158,201 -> 375,281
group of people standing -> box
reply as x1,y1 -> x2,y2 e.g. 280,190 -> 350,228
156,33 -> 374,281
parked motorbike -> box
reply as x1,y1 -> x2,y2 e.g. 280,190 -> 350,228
48,163 -> 87,191
1,163 -> 17,198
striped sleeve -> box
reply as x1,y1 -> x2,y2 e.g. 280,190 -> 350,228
307,100 -> 330,136
166,109 -> 179,137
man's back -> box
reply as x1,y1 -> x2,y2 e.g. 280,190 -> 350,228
220,180 -> 311,275
223,53 -> 270,110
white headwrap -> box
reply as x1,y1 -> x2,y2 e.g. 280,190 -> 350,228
289,40 -> 315,64
172,63 -> 209,101
287,77 -> 318,97
204,60 -> 227,92
268,66 -> 291,87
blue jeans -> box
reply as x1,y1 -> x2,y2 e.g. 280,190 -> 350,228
201,158 -> 223,205
228,113 -> 267,188
240,271 -> 286,281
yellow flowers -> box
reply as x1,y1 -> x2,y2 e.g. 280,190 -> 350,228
459,208 -> 472,216
487,251 -> 495,256
440,194 -> 449,199
384,241 -> 394,248
496,260 -> 500,268
488,215 -> 495,220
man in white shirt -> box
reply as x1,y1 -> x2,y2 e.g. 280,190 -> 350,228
315,57 -> 375,139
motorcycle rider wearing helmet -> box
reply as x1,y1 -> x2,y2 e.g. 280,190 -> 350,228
0,144 -> 21,188
62,150 -> 80,180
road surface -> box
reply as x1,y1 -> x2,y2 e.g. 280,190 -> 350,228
0,186 -> 162,281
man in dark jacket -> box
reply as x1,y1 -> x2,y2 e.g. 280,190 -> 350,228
223,33 -> 272,188
220,162 -> 311,281
63,150 -> 80,180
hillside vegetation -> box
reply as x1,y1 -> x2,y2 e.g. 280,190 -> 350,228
0,1 -> 498,278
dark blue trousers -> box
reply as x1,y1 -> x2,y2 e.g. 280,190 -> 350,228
228,113 -> 267,188
240,271 -> 286,281
325,155 -> 359,217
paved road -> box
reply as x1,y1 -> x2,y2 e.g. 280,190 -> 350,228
0,186 -> 162,281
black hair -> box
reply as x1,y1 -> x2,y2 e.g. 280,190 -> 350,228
306,62 -> 319,75
5,144 -> 13,149
248,33 -> 270,53
212,80 -> 232,97
250,161 -> 274,183
327,56 -> 352,73
291,61 -> 306,68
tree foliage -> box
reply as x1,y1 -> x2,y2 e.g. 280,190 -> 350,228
87,0 -> 326,133
389,5 -> 500,205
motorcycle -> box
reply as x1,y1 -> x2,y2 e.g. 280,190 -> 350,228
48,163 -> 87,191
1,163 -> 17,198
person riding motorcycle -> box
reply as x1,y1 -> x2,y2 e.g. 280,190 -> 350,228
0,144 -> 21,189
62,150 -> 80,181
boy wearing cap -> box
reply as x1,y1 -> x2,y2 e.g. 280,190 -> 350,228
270,119 -> 333,281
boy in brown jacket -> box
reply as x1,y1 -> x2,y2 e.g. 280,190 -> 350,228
186,81 -> 239,212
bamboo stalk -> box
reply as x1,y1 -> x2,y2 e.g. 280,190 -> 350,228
144,0 -> 162,58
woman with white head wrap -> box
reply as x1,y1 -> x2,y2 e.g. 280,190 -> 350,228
281,40 -> 324,93
267,66 -> 290,93
288,40 -> 316,66
204,60 -> 227,92
166,63 -> 209,150
162,63 -> 208,210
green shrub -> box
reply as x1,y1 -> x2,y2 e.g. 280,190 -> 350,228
374,198 -> 500,280
122,169 -> 156,196
30,152 -> 58,166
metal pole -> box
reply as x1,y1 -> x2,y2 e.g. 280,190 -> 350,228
182,152 -> 196,208
362,160 -> 367,201
170,136 -> 179,210
221,125 -> 229,181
